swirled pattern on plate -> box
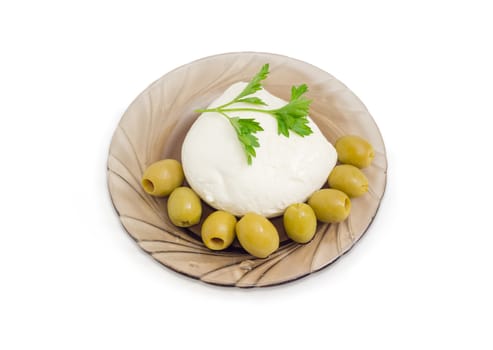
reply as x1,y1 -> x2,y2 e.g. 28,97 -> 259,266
107,52 -> 387,287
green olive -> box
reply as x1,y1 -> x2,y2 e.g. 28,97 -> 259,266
335,135 -> 374,168
308,189 -> 351,223
167,187 -> 202,227
283,203 -> 317,243
201,211 -> 237,250
141,159 -> 184,197
328,164 -> 369,197
236,213 -> 279,258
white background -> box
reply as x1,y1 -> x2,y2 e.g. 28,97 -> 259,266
1,1 -> 492,349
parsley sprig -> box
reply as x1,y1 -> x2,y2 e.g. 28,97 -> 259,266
195,64 -> 313,164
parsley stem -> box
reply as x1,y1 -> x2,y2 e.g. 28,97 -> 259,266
196,107 -> 275,115
213,100 -> 238,110
217,110 -> 232,121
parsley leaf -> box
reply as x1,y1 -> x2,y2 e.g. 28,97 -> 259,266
291,84 -> 308,100
229,117 -> 264,165
234,64 -> 270,100
272,84 -> 313,137
235,97 -> 267,105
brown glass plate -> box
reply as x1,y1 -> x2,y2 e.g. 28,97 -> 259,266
107,52 -> 387,287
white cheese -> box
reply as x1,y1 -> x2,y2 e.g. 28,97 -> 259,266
181,82 -> 337,218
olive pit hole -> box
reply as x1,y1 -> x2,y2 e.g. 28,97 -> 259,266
210,237 -> 224,248
142,178 -> 155,193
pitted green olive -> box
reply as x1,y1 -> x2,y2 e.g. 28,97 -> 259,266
308,189 -> 351,223
167,187 -> 202,227
328,164 -> 369,197
141,159 -> 184,197
335,135 -> 374,168
283,203 -> 317,243
201,211 -> 237,250
236,213 -> 279,258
